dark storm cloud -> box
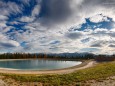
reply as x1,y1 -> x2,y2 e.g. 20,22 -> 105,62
38,0 -> 115,26
39,0 -> 73,25
82,0 -> 115,7
0,42 -> 16,48
108,32 -> 115,37
109,44 -> 115,48
66,32 -> 83,39
90,43 -> 102,47
90,40 -> 110,48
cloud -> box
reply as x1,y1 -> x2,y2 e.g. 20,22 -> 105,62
0,0 -> 115,54
35,0 -> 85,28
32,4 -> 41,17
20,16 -> 34,22
0,34 -> 20,53
108,32 -> 115,37
109,44 -> 115,48
90,43 -> 102,47
89,14 -> 109,23
90,28 -> 108,36
0,41 -> 19,48
0,15 -> 8,21
39,0 -> 72,22
66,31 -> 83,39
90,40 -> 110,48
20,0 -> 30,5
0,1 -> 22,16
0,21 -> 7,28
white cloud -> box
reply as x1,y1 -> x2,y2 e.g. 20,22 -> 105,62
89,14 -> 109,23
14,0 -> 115,54
0,1 -> 22,16
0,22 -> 7,27
0,15 -> 8,21
1,0 -> 115,54
20,16 -> 34,22
32,4 -> 41,17
20,0 -> 30,5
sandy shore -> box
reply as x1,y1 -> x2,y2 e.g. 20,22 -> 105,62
0,60 -> 96,74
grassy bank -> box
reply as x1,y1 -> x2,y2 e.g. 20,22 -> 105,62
0,61 -> 115,85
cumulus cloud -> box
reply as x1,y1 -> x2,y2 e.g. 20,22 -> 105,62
89,14 -> 109,23
1,0 -> 115,54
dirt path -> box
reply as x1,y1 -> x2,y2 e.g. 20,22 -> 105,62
0,60 -> 96,74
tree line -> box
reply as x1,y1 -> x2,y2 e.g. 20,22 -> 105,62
0,53 -> 115,61
0,53 -> 94,60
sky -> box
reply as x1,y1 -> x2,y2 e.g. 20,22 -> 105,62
0,0 -> 115,54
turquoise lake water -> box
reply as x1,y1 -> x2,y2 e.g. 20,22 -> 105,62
0,59 -> 82,70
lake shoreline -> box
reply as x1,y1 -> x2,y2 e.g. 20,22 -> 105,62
0,59 -> 96,74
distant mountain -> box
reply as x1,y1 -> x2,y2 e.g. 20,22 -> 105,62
47,52 -> 95,58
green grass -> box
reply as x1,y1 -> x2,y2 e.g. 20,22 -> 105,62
1,61 -> 115,85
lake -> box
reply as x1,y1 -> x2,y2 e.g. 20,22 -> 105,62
0,59 -> 82,70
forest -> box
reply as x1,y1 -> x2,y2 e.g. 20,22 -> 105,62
0,53 -> 115,61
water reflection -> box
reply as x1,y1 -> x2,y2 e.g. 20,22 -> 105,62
0,59 -> 82,70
